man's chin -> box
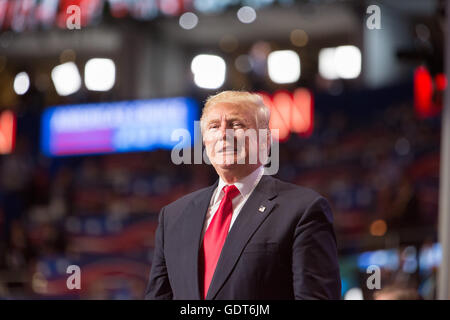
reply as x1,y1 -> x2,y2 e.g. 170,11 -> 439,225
216,162 -> 238,170
212,155 -> 247,168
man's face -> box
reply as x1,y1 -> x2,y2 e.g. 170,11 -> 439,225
202,102 -> 260,170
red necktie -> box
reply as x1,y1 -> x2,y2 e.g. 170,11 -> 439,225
200,184 -> 240,299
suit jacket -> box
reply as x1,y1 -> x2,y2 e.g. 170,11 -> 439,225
144,174 -> 341,300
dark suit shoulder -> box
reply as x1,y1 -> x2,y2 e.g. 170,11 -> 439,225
162,184 -> 214,213
267,176 -> 333,223
271,176 -> 324,202
275,177 -> 335,225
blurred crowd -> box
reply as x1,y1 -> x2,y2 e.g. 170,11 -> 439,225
0,83 -> 441,299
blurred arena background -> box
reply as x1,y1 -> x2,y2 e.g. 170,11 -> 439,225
0,0 -> 448,300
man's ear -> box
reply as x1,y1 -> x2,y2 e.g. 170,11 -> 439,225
267,131 -> 272,155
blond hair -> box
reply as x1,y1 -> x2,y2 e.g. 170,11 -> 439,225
200,90 -> 270,134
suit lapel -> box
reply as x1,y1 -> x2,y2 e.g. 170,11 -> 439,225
205,175 -> 278,300
181,180 -> 218,299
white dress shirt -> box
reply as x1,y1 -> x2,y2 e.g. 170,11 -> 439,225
201,165 -> 265,241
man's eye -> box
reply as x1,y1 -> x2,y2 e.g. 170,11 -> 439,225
209,124 -> 218,129
232,122 -> 243,128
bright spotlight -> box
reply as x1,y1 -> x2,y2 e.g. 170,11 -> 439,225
84,58 -> 116,91
319,46 -> 361,80
51,62 -> 81,96
319,48 -> 338,80
344,287 -> 363,300
191,54 -> 226,89
179,12 -> 198,30
267,50 -> 300,84
237,6 -> 256,24
13,71 -> 30,95
335,45 -> 361,79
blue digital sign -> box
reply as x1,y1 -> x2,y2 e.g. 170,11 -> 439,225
41,97 -> 198,156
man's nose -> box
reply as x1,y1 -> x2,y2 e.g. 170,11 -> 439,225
219,126 -> 237,142
218,122 -> 229,140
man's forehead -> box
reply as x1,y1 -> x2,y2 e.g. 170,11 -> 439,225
205,103 -> 253,119
206,112 -> 246,120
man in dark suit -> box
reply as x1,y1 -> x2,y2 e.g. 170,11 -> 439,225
145,91 -> 341,300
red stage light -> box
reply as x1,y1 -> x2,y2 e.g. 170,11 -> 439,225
435,73 -> 448,91
258,88 -> 314,142
414,66 -> 445,118
0,110 -> 16,154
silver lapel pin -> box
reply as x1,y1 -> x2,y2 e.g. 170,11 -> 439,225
258,205 -> 266,213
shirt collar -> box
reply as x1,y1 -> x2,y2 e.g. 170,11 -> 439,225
214,166 -> 264,203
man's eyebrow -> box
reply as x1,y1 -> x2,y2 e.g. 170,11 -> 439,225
226,117 -> 249,123
206,115 -> 249,124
